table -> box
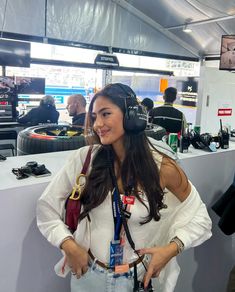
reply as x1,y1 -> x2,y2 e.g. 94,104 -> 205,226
0,122 -> 22,128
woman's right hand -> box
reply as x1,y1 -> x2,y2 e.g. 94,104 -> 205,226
61,238 -> 89,278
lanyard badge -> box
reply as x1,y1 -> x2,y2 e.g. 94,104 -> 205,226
110,188 -> 135,269
109,240 -> 124,268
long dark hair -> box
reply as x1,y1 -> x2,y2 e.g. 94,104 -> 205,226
80,83 -> 165,224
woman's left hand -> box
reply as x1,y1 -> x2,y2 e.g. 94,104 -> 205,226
139,243 -> 178,289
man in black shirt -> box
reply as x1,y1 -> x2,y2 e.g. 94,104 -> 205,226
66,94 -> 86,129
150,87 -> 187,133
18,95 -> 59,125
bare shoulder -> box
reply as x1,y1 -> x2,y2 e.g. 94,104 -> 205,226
160,156 -> 191,202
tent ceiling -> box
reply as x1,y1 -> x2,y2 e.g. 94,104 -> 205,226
1,0 -> 235,59
123,0 -> 235,57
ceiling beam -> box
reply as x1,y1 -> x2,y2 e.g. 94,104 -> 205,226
166,14 -> 235,29
112,0 -> 200,57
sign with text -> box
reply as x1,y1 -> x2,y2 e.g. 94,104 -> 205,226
94,53 -> 119,67
217,108 -> 232,116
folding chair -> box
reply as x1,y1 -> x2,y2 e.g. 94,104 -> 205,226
0,130 -> 18,156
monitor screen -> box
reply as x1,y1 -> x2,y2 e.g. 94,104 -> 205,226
0,76 -> 15,95
176,77 -> 198,107
181,77 -> 198,93
0,39 -> 30,67
219,35 -> 235,70
15,77 -> 45,94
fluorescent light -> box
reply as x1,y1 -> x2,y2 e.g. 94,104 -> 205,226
183,24 -> 192,33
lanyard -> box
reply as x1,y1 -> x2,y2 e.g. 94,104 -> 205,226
112,188 -> 123,241
112,187 -> 133,241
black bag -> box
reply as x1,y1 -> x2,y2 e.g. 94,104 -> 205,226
212,184 -> 235,235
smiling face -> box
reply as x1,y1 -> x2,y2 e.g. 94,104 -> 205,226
92,95 -> 125,149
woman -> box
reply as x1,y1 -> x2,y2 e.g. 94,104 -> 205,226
37,83 -> 212,292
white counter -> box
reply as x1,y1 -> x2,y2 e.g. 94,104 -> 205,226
0,145 -> 235,292
0,150 -> 74,292
178,140 -> 235,159
176,144 -> 235,292
0,150 -> 73,190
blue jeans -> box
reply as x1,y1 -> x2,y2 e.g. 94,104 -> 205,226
71,260 -> 142,292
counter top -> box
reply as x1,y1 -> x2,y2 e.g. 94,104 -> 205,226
0,150 -> 73,190
1,141 -> 235,191
177,140 -> 235,160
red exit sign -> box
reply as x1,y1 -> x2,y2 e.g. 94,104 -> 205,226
218,108 -> 232,116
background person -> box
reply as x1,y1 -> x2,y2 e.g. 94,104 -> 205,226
37,83 -> 211,292
17,95 -> 59,125
141,97 -> 154,113
150,87 -> 187,133
67,94 -> 86,128
141,97 -> 154,124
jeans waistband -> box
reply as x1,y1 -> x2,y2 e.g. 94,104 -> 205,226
88,253 -> 149,279
88,249 -> 145,271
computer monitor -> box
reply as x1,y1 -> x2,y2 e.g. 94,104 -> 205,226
219,35 -> 235,70
15,77 -> 45,94
0,39 -> 30,67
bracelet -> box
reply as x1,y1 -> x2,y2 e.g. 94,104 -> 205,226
170,236 -> 184,254
60,236 -> 74,249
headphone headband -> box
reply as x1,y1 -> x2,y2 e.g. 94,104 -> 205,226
112,83 -> 137,100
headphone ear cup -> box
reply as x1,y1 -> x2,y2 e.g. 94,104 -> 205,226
200,133 -> 212,148
190,130 -> 204,149
123,105 -> 147,134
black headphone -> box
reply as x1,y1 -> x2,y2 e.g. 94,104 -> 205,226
114,83 -> 147,134
190,131 -> 214,150
200,133 -> 213,148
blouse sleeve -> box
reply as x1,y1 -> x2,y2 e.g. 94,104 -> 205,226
167,182 -> 212,250
36,146 -> 94,248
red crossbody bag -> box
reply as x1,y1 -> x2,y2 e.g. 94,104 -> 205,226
65,146 -> 93,233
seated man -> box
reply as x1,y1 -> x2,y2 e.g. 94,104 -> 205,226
66,94 -> 86,130
150,87 -> 187,133
18,95 -> 59,125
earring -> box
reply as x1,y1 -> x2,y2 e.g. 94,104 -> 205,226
86,127 -> 95,137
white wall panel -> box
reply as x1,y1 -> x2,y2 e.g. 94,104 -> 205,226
47,0 -> 196,57
47,0 -> 114,45
196,67 -> 235,134
0,0 -> 45,36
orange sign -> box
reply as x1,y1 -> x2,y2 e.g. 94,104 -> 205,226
160,79 -> 168,93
